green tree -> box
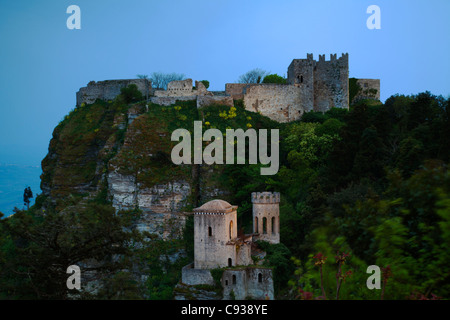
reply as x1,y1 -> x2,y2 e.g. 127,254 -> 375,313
200,80 -> 210,89
262,74 -> 287,84
23,187 -> 33,210
0,203 -> 144,299
120,84 -> 143,103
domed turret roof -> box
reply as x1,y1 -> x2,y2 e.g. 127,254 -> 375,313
193,199 -> 238,214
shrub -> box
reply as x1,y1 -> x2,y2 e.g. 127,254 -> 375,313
200,80 -> 210,89
262,74 -> 287,84
120,84 -> 143,103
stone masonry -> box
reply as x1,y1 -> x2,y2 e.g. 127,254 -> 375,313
76,79 -> 150,106
76,53 -> 379,123
181,192 -> 279,300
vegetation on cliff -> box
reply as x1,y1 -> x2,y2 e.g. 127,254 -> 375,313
1,86 -> 449,300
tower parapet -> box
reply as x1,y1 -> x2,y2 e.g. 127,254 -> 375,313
251,192 -> 281,204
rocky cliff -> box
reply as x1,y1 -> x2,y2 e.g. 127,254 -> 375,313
40,96 -> 278,240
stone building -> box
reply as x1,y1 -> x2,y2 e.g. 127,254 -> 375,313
352,78 -> 381,103
252,192 -> 280,244
75,53 -> 380,123
181,192 -> 280,300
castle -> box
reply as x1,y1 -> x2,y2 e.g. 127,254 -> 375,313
181,192 -> 280,300
76,53 -> 380,123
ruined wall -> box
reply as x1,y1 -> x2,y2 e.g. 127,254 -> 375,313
76,79 -> 150,106
197,95 -> 234,108
194,211 -> 238,269
225,83 -> 249,100
353,79 -> 380,102
154,79 -> 195,97
236,242 -> 252,266
150,96 -> 197,106
154,79 -> 213,98
243,84 -> 303,123
246,268 -> 274,300
222,268 -> 274,300
181,263 -> 215,286
313,53 -> 349,112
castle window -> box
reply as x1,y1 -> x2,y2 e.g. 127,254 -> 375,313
208,226 -> 212,237
263,217 -> 267,234
300,75 -> 303,83
255,217 -> 259,233
271,217 -> 275,234
228,258 -> 232,267
225,280 -> 228,286
232,275 -> 237,285
258,273 -> 262,283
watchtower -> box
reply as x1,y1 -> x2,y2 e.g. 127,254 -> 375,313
193,200 -> 238,269
252,192 -> 280,244
287,53 -> 314,112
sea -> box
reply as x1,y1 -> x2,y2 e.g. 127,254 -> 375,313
0,163 -> 42,217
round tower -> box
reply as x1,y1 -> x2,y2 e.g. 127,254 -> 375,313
252,192 -> 280,244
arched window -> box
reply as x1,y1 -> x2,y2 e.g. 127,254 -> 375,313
208,226 -> 212,237
229,220 -> 233,239
300,75 -> 304,83
271,217 -> 275,234
258,273 -> 262,283
255,217 -> 258,233
232,275 -> 237,285
228,258 -> 232,267
225,280 -> 229,286
263,217 -> 267,234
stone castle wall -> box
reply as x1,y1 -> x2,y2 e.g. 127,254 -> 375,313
75,54 -> 379,123
222,268 -> 274,300
243,84 -> 304,122
181,263 -> 215,286
76,79 -> 150,106
225,83 -> 248,100
353,79 -> 380,102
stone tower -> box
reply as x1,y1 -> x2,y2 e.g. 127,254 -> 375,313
287,53 -> 315,113
252,192 -> 280,244
313,53 -> 349,112
193,200 -> 238,269
287,53 -> 349,113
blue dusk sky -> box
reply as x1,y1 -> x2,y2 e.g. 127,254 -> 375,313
0,0 -> 449,168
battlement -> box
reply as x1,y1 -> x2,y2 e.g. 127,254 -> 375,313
317,53 -> 348,63
251,192 -> 280,204
75,53 -> 377,124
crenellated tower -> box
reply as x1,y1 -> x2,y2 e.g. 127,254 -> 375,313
252,192 -> 280,244
287,53 -> 349,113
313,53 -> 349,112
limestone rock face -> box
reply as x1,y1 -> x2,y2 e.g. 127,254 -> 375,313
40,99 -> 195,240
108,171 -> 190,239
